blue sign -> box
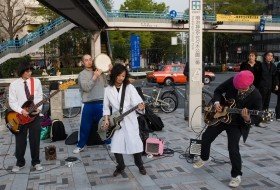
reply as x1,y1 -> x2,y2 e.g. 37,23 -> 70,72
259,17 -> 265,32
170,10 -> 177,19
130,34 -> 141,70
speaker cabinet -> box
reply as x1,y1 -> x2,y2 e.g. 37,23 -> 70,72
45,145 -> 57,160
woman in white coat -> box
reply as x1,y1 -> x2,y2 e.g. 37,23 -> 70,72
102,64 -> 146,176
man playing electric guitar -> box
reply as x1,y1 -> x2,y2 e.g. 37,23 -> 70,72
8,61 -> 43,172
193,71 -> 262,188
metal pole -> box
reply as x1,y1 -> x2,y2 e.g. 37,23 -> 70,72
185,33 -> 188,62
213,1 -> 216,66
181,32 -> 184,63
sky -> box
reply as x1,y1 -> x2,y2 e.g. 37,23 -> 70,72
112,0 -> 189,12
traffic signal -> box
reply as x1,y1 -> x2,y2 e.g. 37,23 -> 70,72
173,20 -> 188,24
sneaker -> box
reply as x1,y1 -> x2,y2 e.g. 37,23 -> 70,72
12,165 -> 24,172
73,147 -> 84,154
193,158 -> 210,168
229,175 -> 241,188
34,164 -> 43,171
256,122 -> 267,128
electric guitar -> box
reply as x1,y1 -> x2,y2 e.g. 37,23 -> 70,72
6,80 -> 76,134
97,101 -> 150,141
204,98 -> 275,126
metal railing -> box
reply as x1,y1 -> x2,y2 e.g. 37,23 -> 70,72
0,17 -> 67,54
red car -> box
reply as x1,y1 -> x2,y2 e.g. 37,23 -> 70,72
146,64 -> 215,85
233,63 -> 241,72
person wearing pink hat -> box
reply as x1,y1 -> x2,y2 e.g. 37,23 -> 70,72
193,70 -> 262,188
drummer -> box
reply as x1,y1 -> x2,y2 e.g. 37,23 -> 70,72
73,54 -> 112,154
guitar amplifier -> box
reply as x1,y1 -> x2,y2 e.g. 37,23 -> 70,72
45,145 -> 57,160
189,139 -> 202,158
145,137 -> 164,155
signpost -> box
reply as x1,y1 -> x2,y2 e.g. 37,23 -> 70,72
169,10 -> 177,19
130,34 -> 141,70
259,17 -> 266,32
187,0 -> 203,131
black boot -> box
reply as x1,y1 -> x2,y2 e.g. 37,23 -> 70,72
113,153 -> 125,177
133,153 -> 146,175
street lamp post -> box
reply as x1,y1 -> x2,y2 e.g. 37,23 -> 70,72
213,1 -> 216,66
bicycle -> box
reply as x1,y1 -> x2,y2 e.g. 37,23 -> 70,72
137,84 -> 178,113
160,83 -> 213,110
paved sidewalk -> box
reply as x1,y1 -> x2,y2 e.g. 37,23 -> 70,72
0,109 -> 280,190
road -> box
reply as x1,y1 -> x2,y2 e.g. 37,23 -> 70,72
134,73 -> 277,110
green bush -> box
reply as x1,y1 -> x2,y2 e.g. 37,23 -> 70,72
0,56 -> 31,78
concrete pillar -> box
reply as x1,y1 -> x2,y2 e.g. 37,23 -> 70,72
91,31 -> 101,58
188,0 -> 203,132
49,83 -> 63,121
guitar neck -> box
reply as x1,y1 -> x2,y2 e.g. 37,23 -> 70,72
228,108 -> 260,116
28,90 -> 60,113
118,105 -> 139,120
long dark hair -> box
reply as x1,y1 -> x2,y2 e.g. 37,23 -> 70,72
109,64 -> 130,86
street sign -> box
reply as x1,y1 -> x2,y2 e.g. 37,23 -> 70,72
170,10 -> 177,19
171,37 -> 178,45
130,34 -> 141,70
259,17 -> 265,32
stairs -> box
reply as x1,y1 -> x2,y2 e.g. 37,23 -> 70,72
0,17 -> 76,64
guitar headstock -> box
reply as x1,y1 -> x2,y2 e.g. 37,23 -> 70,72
260,110 -> 275,122
59,80 -> 76,91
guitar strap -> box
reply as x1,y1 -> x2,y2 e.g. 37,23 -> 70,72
119,84 -> 126,114
30,77 -> 34,97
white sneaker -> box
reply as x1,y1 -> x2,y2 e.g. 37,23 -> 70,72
34,164 -> 43,171
229,175 -> 241,188
257,122 -> 267,128
12,165 -> 24,172
73,147 -> 84,154
193,158 -> 210,168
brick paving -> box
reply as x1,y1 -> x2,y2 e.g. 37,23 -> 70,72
0,109 -> 280,190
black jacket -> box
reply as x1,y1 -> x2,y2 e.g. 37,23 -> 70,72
213,77 -> 262,142
240,61 -> 262,88
258,61 -> 279,90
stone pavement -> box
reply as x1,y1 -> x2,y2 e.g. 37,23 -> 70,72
0,109 -> 280,190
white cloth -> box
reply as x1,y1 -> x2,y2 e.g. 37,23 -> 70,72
9,77 -> 43,114
103,84 -> 143,154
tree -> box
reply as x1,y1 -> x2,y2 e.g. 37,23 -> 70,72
0,0 -> 29,40
110,0 -> 168,62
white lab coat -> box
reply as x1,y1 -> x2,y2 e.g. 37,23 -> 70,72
103,84 -> 143,154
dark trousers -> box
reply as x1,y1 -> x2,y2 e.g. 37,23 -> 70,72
259,87 -> 271,110
77,101 -> 103,148
114,153 -> 143,170
276,94 -> 280,119
15,117 -> 41,167
200,124 -> 242,177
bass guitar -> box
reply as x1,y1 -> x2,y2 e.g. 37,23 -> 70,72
204,98 -> 275,126
97,101 -> 150,141
6,80 -> 76,134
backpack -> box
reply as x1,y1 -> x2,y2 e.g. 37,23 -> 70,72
144,106 -> 164,131
50,120 -> 67,142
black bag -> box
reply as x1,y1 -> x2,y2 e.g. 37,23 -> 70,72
86,124 -> 104,145
51,120 -> 67,142
137,115 -> 150,153
145,106 -> 164,131
65,131 -> 78,145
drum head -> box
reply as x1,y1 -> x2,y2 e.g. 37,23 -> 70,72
95,54 -> 111,72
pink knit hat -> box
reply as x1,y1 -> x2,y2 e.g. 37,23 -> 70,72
233,70 -> 254,90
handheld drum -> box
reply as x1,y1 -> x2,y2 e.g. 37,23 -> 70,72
95,53 -> 111,73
